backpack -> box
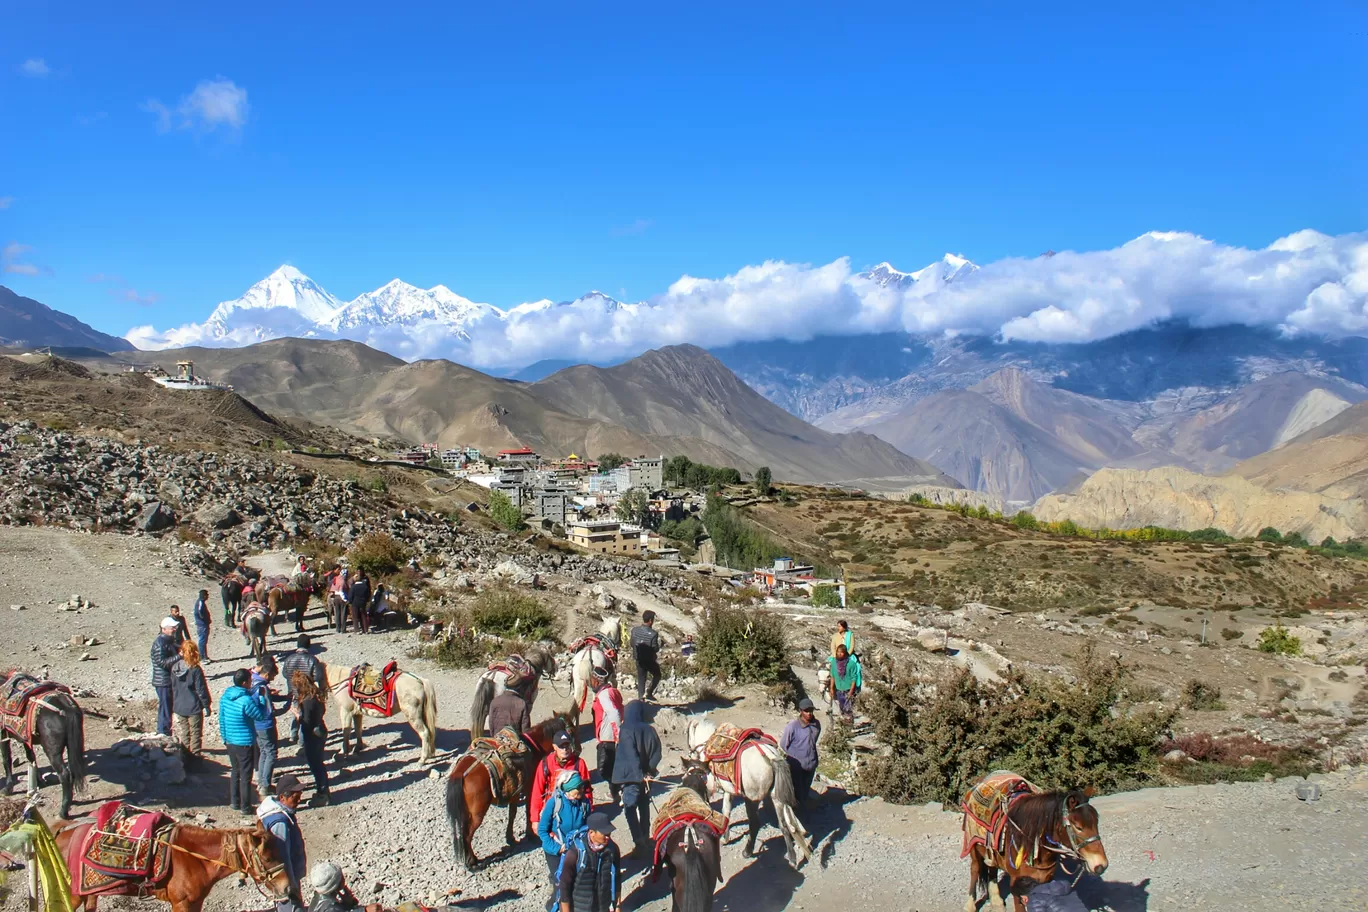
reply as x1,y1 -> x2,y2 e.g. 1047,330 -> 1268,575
548,791 -> 587,845
554,837 -> 617,905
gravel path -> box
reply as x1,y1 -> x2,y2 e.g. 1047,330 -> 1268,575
3,526 -> 1367,912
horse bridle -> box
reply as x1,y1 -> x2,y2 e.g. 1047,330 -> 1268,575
1054,798 -> 1101,857
225,831 -> 288,899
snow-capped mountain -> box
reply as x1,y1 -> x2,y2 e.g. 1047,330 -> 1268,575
504,290 -> 627,318
861,253 -> 979,289
326,279 -> 499,339
201,265 -> 343,344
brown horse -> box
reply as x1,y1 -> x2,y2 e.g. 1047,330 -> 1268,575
444,715 -> 567,871
53,819 -> 291,912
961,778 -> 1108,912
255,572 -> 317,635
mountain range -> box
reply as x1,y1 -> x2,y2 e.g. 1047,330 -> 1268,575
1,285 -> 128,353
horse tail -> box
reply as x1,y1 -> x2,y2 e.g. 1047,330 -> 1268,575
764,743 -> 811,859
421,676 -> 439,761
446,760 -> 476,871
682,827 -> 714,912
470,675 -> 494,740
63,697 -> 87,793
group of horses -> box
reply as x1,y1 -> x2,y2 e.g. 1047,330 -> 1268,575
221,570 -> 316,660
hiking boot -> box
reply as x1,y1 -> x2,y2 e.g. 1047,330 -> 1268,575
309,794 -> 330,808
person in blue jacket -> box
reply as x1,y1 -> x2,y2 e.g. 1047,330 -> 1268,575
536,773 -> 591,912
219,668 -> 269,811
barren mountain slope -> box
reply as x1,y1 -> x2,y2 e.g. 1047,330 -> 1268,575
1,285 -> 130,352
1233,401 -> 1368,504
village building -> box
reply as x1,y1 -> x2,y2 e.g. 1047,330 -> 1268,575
628,455 -> 664,491
497,447 -> 539,466
567,519 -> 643,555
752,556 -> 816,593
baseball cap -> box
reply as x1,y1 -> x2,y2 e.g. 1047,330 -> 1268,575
586,811 -> 614,835
553,730 -> 573,748
798,698 -> 815,712
275,774 -> 305,795
160,617 -> 177,629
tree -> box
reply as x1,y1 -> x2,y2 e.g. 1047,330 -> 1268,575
753,466 -> 772,496
1256,526 -> 1283,543
487,490 -> 524,531
598,453 -> 628,470
615,487 -> 651,527
1012,511 -> 1039,531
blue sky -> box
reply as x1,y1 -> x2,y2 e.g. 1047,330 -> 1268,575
2,1 -> 1365,339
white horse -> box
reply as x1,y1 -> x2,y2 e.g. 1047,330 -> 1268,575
566,616 -> 623,723
325,663 -> 439,764
687,715 -> 813,869
468,644 -> 558,739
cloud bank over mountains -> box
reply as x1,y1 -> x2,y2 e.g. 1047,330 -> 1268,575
127,229 -> 1368,369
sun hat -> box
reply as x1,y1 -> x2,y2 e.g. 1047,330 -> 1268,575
309,861 -> 342,894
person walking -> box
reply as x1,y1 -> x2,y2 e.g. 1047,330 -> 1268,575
610,700 -> 660,858
329,567 -> 349,632
257,774 -> 308,912
830,620 -> 853,659
192,589 -> 212,663
487,677 -> 531,736
780,698 -> 821,809
537,773 -> 591,912
251,657 -> 294,798
347,571 -> 371,635
168,605 -> 191,648
529,729 -> 593,833
281,635 -> 326,744
589,674 -> 624,805
827,643 -> 862,724
170,641 -> 212,760
220,668 -> 269,811
555,811 -> 621,912
290,670 -> 331,807
150,617 -> 180,736
629,611 -> 661,702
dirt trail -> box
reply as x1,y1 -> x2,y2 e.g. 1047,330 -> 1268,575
2,526 -> 1367,912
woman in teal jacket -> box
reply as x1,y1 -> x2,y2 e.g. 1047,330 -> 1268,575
536,773 -> 591,912
219,668 -> 269,810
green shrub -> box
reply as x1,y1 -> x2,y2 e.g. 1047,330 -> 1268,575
859,647 -> 1175,805
1256,527 -> 1283,543
695,606 -> 789,684
811,584 -> 842,609
1012,511 -> 1039,531
487,490 -> 524,531
1220,628 -> 1243,641
346,532 -> 410,577
471,586 -> 560,642
1256,623 -> 1302,656
430,627 -> 491,668
1181,679 -> 1225,711
363,474 -> 387,493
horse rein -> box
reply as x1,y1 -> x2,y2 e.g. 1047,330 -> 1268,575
167,830 -> 286,898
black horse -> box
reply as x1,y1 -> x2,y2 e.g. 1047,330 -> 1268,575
221,574 -> 248,627
656,766 -> 725,912
1,688 -> 87,818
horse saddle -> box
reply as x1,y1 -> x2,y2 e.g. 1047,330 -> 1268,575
650,787 -> 728,870
488,655 -> 534,691
67,800 -> 175,897
0,671 -> 70,744
468,727 -> 533,807
702,724 -> 775,792
349,661 -> 400,717
569,635 -> 618,666
960,771 -> 1040,863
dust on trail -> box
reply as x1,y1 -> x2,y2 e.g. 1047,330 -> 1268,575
2,525 -> 1367,912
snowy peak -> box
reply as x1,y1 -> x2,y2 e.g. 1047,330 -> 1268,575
861,254 -> 979,289
203,265 -> 343,341
328,279 -> 498,336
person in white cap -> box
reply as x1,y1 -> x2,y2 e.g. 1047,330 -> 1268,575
150,617 -> 180,736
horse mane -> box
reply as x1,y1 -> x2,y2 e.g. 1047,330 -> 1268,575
1008,788 -> 1093,842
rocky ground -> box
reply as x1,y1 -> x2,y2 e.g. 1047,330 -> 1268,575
3,526 -> 1368,912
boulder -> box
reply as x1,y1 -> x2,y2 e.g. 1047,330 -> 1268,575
137,501 -> 176,532
194,503 -> 242,529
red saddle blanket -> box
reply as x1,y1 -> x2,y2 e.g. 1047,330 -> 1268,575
569,635 -> 618,663
349,661 -> 400,717
702,724 -> 776,791
0,671 -> 70,745
650,788 -> 728,871
66,800 -> 175,897
960,771 -> 1040,863
238,604 -> 268,633
487,655 -> 535,691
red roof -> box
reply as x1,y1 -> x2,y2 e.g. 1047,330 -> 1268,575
498,448 -> 537,455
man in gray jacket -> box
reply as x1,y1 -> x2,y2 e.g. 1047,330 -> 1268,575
150,617 -> 180,736
629,611 -> 661,702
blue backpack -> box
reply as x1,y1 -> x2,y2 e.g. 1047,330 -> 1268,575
554,836 -> 617,904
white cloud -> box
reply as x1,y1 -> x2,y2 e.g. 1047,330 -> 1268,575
89,272 -> 159,305
143,78 -> 248,134
2,242 -> 45,276
19,58 -> 50,78
127,229 -> 1368,368
0,197 -> 13,209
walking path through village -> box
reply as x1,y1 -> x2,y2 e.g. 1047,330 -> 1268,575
2,525 -> 1366,911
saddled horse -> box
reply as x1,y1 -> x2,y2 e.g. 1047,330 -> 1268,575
565,616 -> 622,725
960,772 -> 1108,912
324,662 -> 439,763
53,812 -> 291,912
469,644 -> 558,740
219,572 -> 252,627
0,673 -> 86,818
653,764 -> 726,912
241,602 -> 271,661
445,715 -> 566,871
686,716 -> 812,869
253,571 -> 317,634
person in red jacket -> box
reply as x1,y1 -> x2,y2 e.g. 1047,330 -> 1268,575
589,674 -> 625,805
528,728 -> 592,832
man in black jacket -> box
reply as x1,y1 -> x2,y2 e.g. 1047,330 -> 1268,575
609,700 -> 660,857
280,635 -> 324,744
347,572 -> 371,635
556,811 -> 620,912
150,617 -> 180,736
629,611 -> 661,702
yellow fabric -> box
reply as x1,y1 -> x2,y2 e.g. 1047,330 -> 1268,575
0,813 -> 76,912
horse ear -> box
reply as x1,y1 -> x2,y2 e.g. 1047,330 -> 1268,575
1082,786 -> 1097,799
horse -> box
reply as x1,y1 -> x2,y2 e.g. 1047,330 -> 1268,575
565,616 -> 623,724
52,817 -> 291,912
220,573 -> 249,627
254,572 -> 317,635
0,686 -> 86,819
241,602 -> 271,661
324,663 -> 439,763
685,716 -> 813,869
960,774 -> 1108,912
469,644 -> 559,740
654,764 -> 725,912
444,714 -> 566,871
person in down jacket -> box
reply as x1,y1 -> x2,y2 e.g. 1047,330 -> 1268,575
219,668 -> 269,810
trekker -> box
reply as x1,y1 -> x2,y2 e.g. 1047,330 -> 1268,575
537,773 -> 591,912
827,644 -> 862,723
529,729 -> 593,832
589,674 -> 624,804
170,641 -> 212,759
347,571 -> 371,635
610,700 -> 660,857
220,668 -> 269,811
281,635 -> 325,744
1022,863 -> 1090,912
830,620 -> 853,659
252,657 -> 294,797
780,698 -> 821,808
630,611 -> 661,702
329,567 -> 349,632
150,618 -> 180,736
555,811 -> 620,912
290,670 -> 331,807
258,774 -> 308,912
307,862 -> 374,912
487,677 -> 532,736
193,589 -> 212,662
168,604 -> 191,647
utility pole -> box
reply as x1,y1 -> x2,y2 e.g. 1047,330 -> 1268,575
1200,618 -> 1208,645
